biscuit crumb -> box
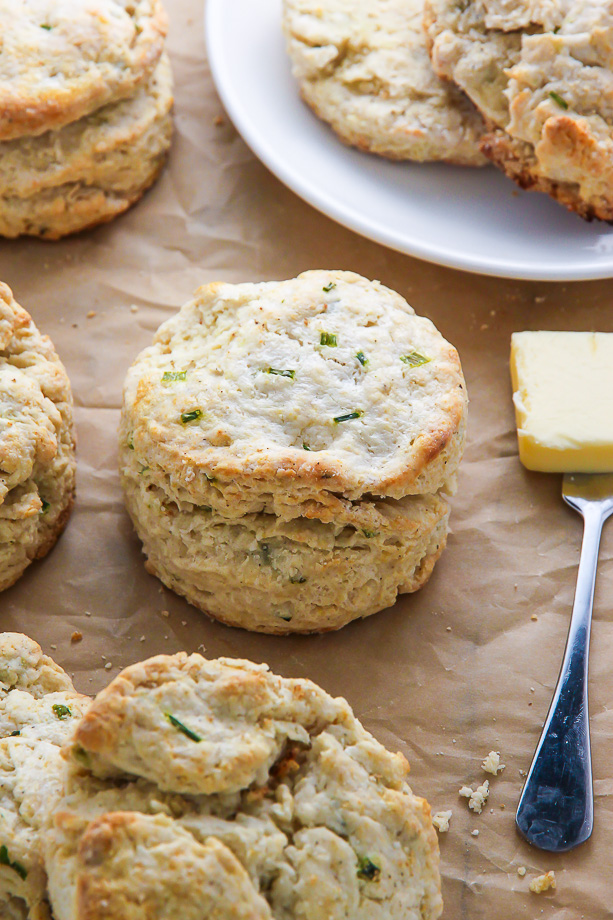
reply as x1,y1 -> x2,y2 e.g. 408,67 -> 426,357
139,636 -> 146,642
517,866 -> 526,877
130,305 -> 139,313
104,662 -> 113,670
531,614 -> 538,621
460,780 -> 490,814
70,631 -> 83,644
530,871 -> 556,893
214,115 -> 225,126
471,829 -> 479,837
432,810 -> 452,833
482,751 -> 505,775
161,610 -> 170,618
86,311 -> 96,319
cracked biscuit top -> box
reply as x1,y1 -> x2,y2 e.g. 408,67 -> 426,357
121,271 -> 467,516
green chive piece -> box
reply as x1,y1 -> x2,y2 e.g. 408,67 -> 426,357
180,409 -> 203,425
356,352 -> 368,366
362,530 -> 379,539
333,410 -> 363,424
9,730 -> 20,737
40,500 -> 50,515
289,575 -> 307,584
40,23 -> 52,29
278,614 -> 293,622
165,713 -> 202,742
73,746 -> 90,768
320,332 -> 337,347
52,704 -> 71,720
400,351 -> 430,368
323,282 -> 336,292
549,91 -> 568,110
0,845 -> 27,880
302,443 -> 312,451
266,368 -> 295,378
162,370 -> 187,384
357,856 -> 381,882
139,466 -> 150,475
127,435 -> 135,450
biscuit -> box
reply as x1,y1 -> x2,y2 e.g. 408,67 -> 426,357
0,54 -> 173,240
0,0 -> 167,140
282,0 -> 487,165
46,650 -> 443,920
0,634 -> 89,920
425,0 -> 613,220
0,286 -> 76,591
121,271 -> 467,511
120,271 -> 466,632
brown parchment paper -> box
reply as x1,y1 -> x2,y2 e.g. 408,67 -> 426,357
2,1 -> 613,917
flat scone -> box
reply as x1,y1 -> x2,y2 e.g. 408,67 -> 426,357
283,0 -> 487,164
0,633 -> 89,920
0,285 -> 76,591
0,53 -> 173,240
0,0 -> 167,140
425,0 -> 613,219
45,650 -> 443,920
120,270 -> 467,632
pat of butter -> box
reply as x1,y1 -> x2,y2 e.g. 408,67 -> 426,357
510,331 -> 613,473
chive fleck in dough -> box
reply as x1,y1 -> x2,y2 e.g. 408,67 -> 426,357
0,0 -> 167,141
0,54 -> 174,240
119,270 -> 467,633
282,0 -> 487,165
425,0 -> 613,220
0,285 -> 76,591
46,650 -> 442,920
0,634 -> 89,920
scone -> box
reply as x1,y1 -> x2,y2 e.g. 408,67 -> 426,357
45,650 -> 443,920
425,0 -> 613,220
0,54 -> 173,240
0,634 -> 90,920
120,270 -> 467,633
283,0 -> 487,165
0,284 -> 76,591
0,0 -> 167,140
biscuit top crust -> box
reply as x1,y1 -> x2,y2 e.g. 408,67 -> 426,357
122,271 -> 467,507
0,284 -> 73,509
70,652 -> 351,796
0,0 -> 167,140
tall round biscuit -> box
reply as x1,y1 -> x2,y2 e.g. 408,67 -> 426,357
283,0 -> 487,165
0,54 -> 174,240
121,271 -> 467,513
0,0 -> 167,140
46,650 -> 443,920
425,0 -> 613,220
0,286 -> 76,591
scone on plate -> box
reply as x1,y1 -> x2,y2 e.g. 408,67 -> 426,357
0,54 -> 174,240
46,649 -> 442,920
0,0 -> 172,239
120,270 -> 467,633
425,0 -> 613,220
283,0 -> 487,165
0,633 -> 90,920
0,284 -> 76,592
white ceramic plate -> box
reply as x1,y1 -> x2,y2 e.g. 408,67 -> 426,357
205,0 -> 613,281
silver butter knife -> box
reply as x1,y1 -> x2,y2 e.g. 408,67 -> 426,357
516,473 -> 613,852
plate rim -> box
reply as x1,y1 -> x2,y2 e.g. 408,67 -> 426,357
205,0 -> 613,282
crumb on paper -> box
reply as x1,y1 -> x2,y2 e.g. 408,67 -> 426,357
446,626 -> 452,632
500,804 -> 505,810
482,751 -> 505,775
85,610 -> 91,617
104,662 -> 113,671
214,115 -> 225,126
530,871 -> 556,894
86,311 -> 96,319
139,635 -> 146,642
471,829 -> 479,837
531,614 -> 538,621
432,811 -> 452,833
517,867 -> 526,877
161,609 -> 170,618
459,780 -> 490,814
130,304 -> 139,313
71,631 -> 83,644
50,644 -> 57,650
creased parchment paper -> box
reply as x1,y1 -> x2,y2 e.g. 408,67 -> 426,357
1,1 -> 613,917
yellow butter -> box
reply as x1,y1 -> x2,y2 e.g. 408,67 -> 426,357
510,331 -> 613,473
